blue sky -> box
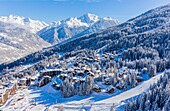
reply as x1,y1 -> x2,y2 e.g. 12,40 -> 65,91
0,0 -> 169,23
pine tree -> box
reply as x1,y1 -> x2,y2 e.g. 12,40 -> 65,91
60,78 -> 74,98
144,100 -> 151,111
148,64 -> 157,77
163,98 -> 170,111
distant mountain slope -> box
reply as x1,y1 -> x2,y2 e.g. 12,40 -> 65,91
37,13 -> 119,44
50,4 -> 170,53
0,21 -> 50,64
0,15 -> 49,33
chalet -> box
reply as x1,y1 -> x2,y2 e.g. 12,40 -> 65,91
142,67 -> 148,74
94,58 -> 98,62
84,69 -> 90,74
104,77 -> 112,85
122,74 -> 128,81
74,67 -> 81,71
106,86 -> 115,94
55,84 -> 61,90
41,69 -> 62,77
30,74 -> 39,81
102,54 -> 108,58
18,78 -> 31,86
9,82 -> 18,95
116,83 -> 123,90
87,72 -> 95,77
93,85 -> 101,93
82,57 -> 88,61
58,74 -> 68,81
81,66 -> 87,71
74,62 -> 79,67
136,76 -> 143,82
72,77 -> 78,82
0,90 -> 10,106
0,81 -> 18,106
68,71 -> 76,77
109,55 -> 114,60
39,76 -> 52,87
118,73 -> 124,78
94,54 -> 100,61
79,78 -> 85,84
77,71 -> 84,76
137,72 -> 142,76
95,70 -> 100,75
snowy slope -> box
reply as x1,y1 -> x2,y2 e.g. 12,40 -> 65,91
38,13 -> 120,44
0,71 -> 165,111
0,21 -> 50,64
0,15 -> 49,33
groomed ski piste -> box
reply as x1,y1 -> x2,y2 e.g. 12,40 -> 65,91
0,71 -> 166,111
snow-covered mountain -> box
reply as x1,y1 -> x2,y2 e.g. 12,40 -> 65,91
0,21 -> 50,64
38,13 -> 120,44
0,15 -> 49,33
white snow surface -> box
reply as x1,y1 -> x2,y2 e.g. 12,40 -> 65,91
38,13 -> 120,44
0,15 -> 49,33
0,71 -> 165,111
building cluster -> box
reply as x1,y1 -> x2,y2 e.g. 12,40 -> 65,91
0,81 -> 18,106
0,50 -> 146,103
35,51 -> 144,97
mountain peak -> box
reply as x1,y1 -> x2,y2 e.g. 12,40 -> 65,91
8,14 -> 24,18
38,13 -> 119,44
85,13 -> 98,19
78,13 -> 99,24
103,17 -> 113,21
0,14 -> 48,33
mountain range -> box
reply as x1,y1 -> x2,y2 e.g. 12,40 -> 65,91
0,14 -> 119,64
0,15 -> 48,33
37,13 -> 119,44
2,3 -> 169,69
0,21 -> 50,64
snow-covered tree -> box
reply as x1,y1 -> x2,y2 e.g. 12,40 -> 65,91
148,64 -> 157,77
60,78 -> 75,98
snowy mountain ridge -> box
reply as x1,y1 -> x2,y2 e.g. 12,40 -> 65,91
38,13 -> 120,44
0,14 -> 49,33
0,21 -> 50,64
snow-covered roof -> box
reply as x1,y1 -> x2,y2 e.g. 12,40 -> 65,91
73,77 -> 78,80
105,77 -> 111,81
0,81 -> 17,95
44,76 -> 52,78
93,84 -> 100,89
106,86 -> 114,91
41,68 -> 62,73
60,73 -> 68,77
19,78 -> 27,84
0,86 -> 4,89
29,74 -> 39,80
137,76 -> 143,79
